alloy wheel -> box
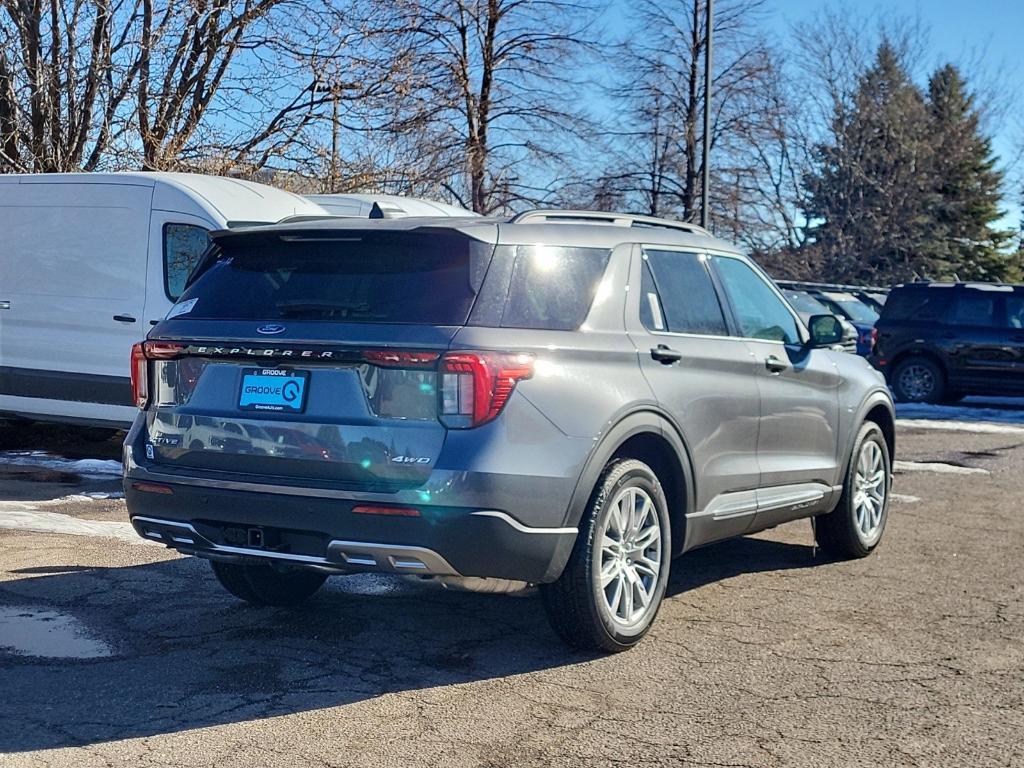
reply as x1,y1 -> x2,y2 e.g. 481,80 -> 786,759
897,364 -> 935,401
852,440 -> 887,545
597,486 -> 662,627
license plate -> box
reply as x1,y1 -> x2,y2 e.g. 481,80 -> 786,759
238,368 -> 309,413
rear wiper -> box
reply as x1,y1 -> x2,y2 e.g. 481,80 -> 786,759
275,300 -> 383,319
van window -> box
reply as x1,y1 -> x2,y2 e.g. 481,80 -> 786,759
164,224 -> 211,300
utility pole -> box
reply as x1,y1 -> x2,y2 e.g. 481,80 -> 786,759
331,87 -> 339,193
700,0 -> 713,229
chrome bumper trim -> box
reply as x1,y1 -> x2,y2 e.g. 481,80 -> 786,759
130,516 -> 461,576
470,510 -> 577,535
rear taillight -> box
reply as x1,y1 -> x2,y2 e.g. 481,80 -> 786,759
131,341 -> 186,409
870,327 -> 879,353
438,351 -> 534,428
130,342 -> 148,409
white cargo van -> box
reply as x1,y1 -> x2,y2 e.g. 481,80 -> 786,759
306,193 -> 476,218
0,172 -> 327,429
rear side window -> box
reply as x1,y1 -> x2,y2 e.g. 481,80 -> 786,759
949,292 -> 997,327
164,224 -> 211,301
498,245 -> 612,330
177,231 -> 491,324
881,289 -> 950,322
1006,295 -> 1024,329
641,250 -> 728,335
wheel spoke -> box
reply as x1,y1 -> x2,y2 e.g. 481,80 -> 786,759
600,557 -> 619,587
607,573 -> 624,616
621,572 -> 634,619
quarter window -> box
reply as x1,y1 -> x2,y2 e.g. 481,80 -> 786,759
711,256 -> 801,344
499,245 -> 612,331
641,251 -> 728,336
164,224 -> 211,301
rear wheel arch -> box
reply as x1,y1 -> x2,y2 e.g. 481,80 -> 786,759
563,410 -> 693,557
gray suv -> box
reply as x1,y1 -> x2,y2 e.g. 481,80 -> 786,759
124,210 -> 895,652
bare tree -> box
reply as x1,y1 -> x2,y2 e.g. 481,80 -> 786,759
0,0 -> 143,172
363,0 -> 599,214
594,0 -> 805,251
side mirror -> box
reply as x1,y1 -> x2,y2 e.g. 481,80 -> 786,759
807,314 -> 844,347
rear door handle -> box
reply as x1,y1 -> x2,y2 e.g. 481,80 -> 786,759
765,355 -> 789,374
0,300 -> 9,310
113,314 -> 137,324
650,344 -> 682,365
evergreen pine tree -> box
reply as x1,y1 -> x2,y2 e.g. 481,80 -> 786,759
927,64 -> 1015,281
803,43 -> 936,283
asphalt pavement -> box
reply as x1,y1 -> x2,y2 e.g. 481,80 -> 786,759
0,411 -> 1022,767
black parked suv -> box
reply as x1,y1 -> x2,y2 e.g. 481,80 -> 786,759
871,282 -> 1024,402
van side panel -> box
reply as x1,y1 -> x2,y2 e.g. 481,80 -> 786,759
0,181 -> 153,423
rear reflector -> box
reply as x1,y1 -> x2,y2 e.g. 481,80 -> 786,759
352,505 -> 421,518
131,482 -> 174,495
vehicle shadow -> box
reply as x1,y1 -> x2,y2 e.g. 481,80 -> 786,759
0,535 -> 822,753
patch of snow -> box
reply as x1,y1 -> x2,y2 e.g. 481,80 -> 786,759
0,502 -> 155,545
890,493 -> 921,503
893,460 -> 990,476
896,397 -> 1024,426
895,419 -> 1024,435
0,451 -> 122,479
56,492 -> 126,502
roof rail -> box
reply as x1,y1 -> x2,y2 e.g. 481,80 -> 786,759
510,209 -> 712,237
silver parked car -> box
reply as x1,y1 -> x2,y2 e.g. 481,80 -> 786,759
124,210 -> 895,652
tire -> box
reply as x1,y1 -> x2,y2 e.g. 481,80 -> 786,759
891,356 -> 946,403
815,422 -> 891,559
210,560 -> 327,607
540,458 -> 671,653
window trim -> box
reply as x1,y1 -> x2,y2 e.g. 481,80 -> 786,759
162,222 -> 211,302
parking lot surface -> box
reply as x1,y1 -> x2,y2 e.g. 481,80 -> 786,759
1,406 -> 1022,768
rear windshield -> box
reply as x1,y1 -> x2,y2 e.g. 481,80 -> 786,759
177,231 -> 491,324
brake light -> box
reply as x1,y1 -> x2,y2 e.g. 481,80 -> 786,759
363,349 -> 440,368
870,327 -> 879,353
130,342 -> 148,408
439,351 -> 534,428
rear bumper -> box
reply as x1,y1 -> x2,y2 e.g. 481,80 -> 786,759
125,480 -> 577,583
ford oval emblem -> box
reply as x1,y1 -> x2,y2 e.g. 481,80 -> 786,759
257,324 -> 286,335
